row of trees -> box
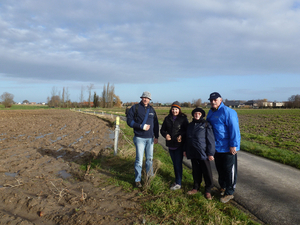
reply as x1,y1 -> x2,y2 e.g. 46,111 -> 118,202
286,95 -> 300,108
47,83 -> 122,108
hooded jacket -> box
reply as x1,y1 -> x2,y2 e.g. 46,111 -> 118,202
185,118 -> 215,160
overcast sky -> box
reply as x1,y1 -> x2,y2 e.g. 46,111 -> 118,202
1,0 -> 300,104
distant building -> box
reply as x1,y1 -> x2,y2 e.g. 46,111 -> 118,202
224,100 -> 245,108
244,100 -> 258,108
273,102 -> 285,107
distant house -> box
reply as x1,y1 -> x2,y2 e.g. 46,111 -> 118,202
273,102 -> 285,107
82,102 -> 94,107
224,100 -> 245,108
244,100 -> 258,108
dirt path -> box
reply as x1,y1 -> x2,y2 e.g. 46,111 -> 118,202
0,110 -> 144,225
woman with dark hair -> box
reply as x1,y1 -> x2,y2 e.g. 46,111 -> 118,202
184,107 -> 215,200
160,101 -> 189,190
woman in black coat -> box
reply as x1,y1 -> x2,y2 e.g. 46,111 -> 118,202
160,101 -> 189,190
183,107 -> 215,200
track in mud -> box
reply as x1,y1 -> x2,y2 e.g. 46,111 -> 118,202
0,110 -> 142,225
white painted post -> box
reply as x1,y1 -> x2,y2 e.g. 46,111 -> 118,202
114,116 -> 120,156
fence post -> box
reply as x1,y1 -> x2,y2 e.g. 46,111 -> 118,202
114,116 -> 120,156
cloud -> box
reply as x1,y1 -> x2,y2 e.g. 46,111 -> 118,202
1,0 -> 300,86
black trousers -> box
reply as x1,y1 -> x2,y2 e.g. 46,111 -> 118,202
191,159 -> 213,193
214,152 -> 237,195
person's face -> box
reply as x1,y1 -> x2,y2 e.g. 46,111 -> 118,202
142,97 -> 150,106
210,97 -> 222,109
171,107 -> 180,116
194,112 -> 202,120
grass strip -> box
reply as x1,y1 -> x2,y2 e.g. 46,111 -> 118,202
89,118 -> 260,225
241,139 -> 300,169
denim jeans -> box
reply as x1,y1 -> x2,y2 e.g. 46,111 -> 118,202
169,147 -> 183,185
133,136 -> 154,182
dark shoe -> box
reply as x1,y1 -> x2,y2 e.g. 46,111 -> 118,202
220,195 -> 234,203
187,189 -> 198,195
135,182 -> 142,188
205,192 -> 212,200
219,188 -> 225,196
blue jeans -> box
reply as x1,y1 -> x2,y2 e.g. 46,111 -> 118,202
133,136 -> 154,182
169,147 -> 183,185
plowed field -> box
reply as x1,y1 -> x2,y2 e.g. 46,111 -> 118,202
0,110 -> 141,225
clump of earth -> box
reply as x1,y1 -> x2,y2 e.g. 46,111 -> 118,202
0,109 -> 145,225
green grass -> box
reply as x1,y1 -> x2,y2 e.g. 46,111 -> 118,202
87,119 -> 260,225
91,107 -> 300,170
0,104 -> 50,110
241,139 -> 300,169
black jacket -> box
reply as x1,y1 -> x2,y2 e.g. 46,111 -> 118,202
160,114 -> 189,148
185,118 -> 215,160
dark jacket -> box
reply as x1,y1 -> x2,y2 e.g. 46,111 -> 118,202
126,101 -> 159,139
185,118 -> 215,160
160,114 -> 189,148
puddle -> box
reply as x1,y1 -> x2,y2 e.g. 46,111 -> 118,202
57,170 -> 72,179
5,172 -> 18,177
56,147 -> 63,152
74,152 -> 85,158
56,152 -> 66,159
36,133 -> 53,139
60,125 -> 67,130
85,130 -> 91,134
108,129 -> 114,139
105,144 -> 113,149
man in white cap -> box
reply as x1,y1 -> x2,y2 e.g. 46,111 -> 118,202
127,91 -> 159,188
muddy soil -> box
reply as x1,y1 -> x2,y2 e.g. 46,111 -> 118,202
0,110 -> 144,225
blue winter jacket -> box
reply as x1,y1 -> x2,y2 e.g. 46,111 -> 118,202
207,102 -> 241,153
126,101 -> 159,139
185,119 -> 215,160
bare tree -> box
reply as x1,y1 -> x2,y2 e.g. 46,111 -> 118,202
1,92 -> 14,108
107,83 -> 115,107
288,94 -> 300,108
101,84 -> 106,108
62,87 -> 65,107
101,83 -> 116,108
48,95 -> 61,107
193,98 -> 202,107
87,84 -> 94,108
49,86 -> 58,107
79,85 -> 85,107
64,87 -> 70,108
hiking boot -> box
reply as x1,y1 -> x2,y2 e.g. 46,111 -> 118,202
220,195 -> 234,203
205,192 -> 212,200
219,188 -> 225,196
187,189 -> 198,195
170,184 -> 181,191
135,182 -> 142,188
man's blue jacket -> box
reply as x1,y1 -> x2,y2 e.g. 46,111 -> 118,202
126,101 -> 159,139
207,102 -> 241,153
